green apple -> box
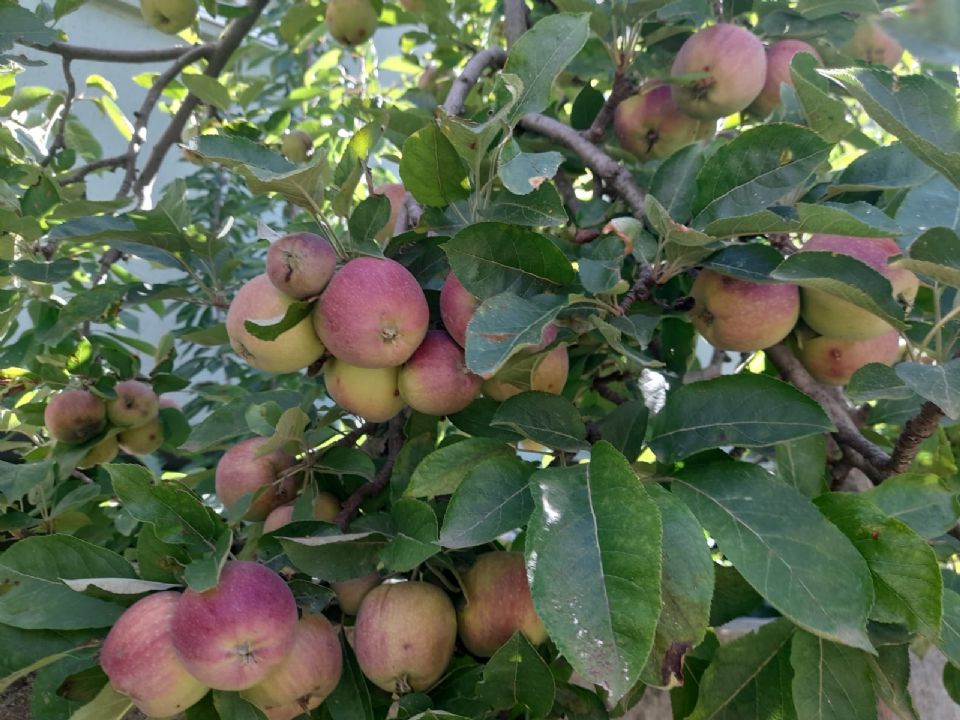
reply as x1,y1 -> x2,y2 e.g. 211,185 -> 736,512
326,0 -> 379,46
139,0 -> 198,34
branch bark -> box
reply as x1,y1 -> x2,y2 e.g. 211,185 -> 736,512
584,71 -> 634,144
29,41 -> 213,63
504,0 -> 529,47
40,57 -> 75,167
441,47 -> 508,116
887,401 -> 945,475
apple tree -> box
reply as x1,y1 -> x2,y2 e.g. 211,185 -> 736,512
1,0 -> 960,718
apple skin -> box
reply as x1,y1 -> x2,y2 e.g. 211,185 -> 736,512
78,435 -> 119,469
262,492 -> 341,533
794,329 -> 900,386
324,360 -> 405,423
799,235 -> 919,340
845,16 -> 903,68
354,581 -> 457,693
242,613 -> 342,710
373,183 -> 407,245
326,0 -> 379,46
227,274 -> 326,374
671,23 -> 767,120
281,131 -> 313,163
313,257 -> 429,368
118,417 -> 163,455
107,380 -> 160,429
439,272 -> 479,348
690,270 -> 800,352
139,0 -> 197,34
458,552 -> 547,658
172,562 -> 298,691
44,389 -> 106,444
398,331 -> 482,416
614,85 -> 715,161
101,592 -> 209,718
263,698 -> 322,720
266,233 -> 337,300
749,40 -> 821,117
332,572 -> 381,615
215,437 -> 299,521
482,345 -> 569,401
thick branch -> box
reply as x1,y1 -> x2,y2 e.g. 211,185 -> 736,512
887,401 -> 945,475
59,154 -> 127,186
584,71 -> 634,144
30,41 -> 212,63
504,0 -> 529,47
441,47 -> 508,116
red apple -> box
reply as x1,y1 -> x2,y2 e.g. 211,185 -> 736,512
794,329 -> 900,385
439,272 -> 479,348
332,572 -> 381,615
614,84 -> 715,161
750,40 -> 821,117
324,360 -> 405,423
44,389 -> 106,444
845,16 -> 903,68
106,380 -> 160,428
215,437 -> 298,521
398,331 -> 482,416
266,233 -> 337,300
262,492 -> 341,533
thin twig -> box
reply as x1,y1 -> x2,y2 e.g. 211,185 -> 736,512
334,422 -> 374,448
584,71 -> 634,144
29,42 -> 212,63
592,373 -> 629,405
59,154 -> 127,185
619,262 -> 654,312
887,401 -> 945,475
41,57 -> 76,167
441,47 -> 508,116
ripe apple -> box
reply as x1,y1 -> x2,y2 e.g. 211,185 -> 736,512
172,562 -> 298,691
689,270 -> 800,351
227,274 -> 326,374
439,272 -> 479,348
78,434 -> 119,469
749,40 -> 821,117
118,417 -> 163,455
398,331 -> 482,416
106,379 -> 160,428
263,698 -> 322,720
262,492 -> 341,533
794,329 -> 900,386
242,613 -> 342,709
671,23 -> 767,120
139,0 -> 197,34
313,257 -> 428,368
354,581 -> 457,693
326,0 -> 379,46
44,389 -> 106,444
373,183 -> 407,245
845,16 -> 903,68
101,592 -> 209,718
281,130 -> 313,163
614,84 -> 715,161
215,437 -> 299,521
266,233 -> 337,300
458,552 -> 547,657
332,572 -> 381,615
799,235 -> 919,340
482,345 -> 569,401
324,360 -> 405,423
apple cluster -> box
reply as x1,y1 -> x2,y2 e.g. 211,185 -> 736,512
43,380 -> 169,468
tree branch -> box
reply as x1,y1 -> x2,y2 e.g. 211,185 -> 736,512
887,401 -> 945,475
59,154 -> 127,186
41,57 -> 75,167
584,71 -> 634,144
29,41 -> 213,63
441,47 -> 508,116
503,0 -> 529,47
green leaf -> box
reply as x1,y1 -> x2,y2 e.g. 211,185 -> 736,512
280,530 -> 386,582
68,682 -> 133,720
399,124 -> 469,207
816,492 -> 942,638
0,459 -> 53,503
831,143 -> 936,195
790,630 -> 876,720
650,144 -> 706,224
672,460 -> 875,652
379,498 -> 440,572
701,244 -> 786,282
526,442 -> 662,703
648,374 -> 833,462
491,391 -> 587,451
439,456 -> 534,549
477,632 -> 555,717
0,625 -> 100,692
797,0 -> 878,18
181,74 -> 231,112
481,185 -> 568,227
864,473 -> 960,539
938,587 -> 960,670
9,258 -> 78,283
325,635 -> 374,720
686,619 -> 796,720
896,175 -> 960,242
242,300 -> 314,342
870,643 -> 919,720
789,51 -> 854,144
691,124 -> 832,230
847,364 -> 915,404
579,235 -> 625,294
212,691 -> 267,720
405,438 -> 515,498
0,4 -> 59,52
444,222 -> 576,298
498,143 -> 564,195
776,435 -> 828,498
895,360 -> 960,420
348,194 -> 391,247
702,201 -> 902,239
504,13 -> 591,121
597,400 -> 648,463
181,530 -> 231,592
185,390 -> 303,451
894,227 -> 960,288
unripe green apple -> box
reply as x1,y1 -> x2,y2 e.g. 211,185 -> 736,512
118,416 -> 163,455
44,389 -> 106,444
799,235 -> 919,340
242,613 -> 342,709
398,331 -> 482,416
324,360 -> 405,423
458,552 -> 546,657
332,572 -> 381,615
227,274 -> 326,374
439,272 -> 479,348
354,581 -> 457,693
689,270 -> 800,352
215,437 -> 299,521
172,562 -> 298,691
749,40 -> 821,117
281,130 -> 313,163
313,257 -> 428,368
78,435 -> 119,469
326,0 -> 379,46
107,379 -> 160,428
139,0 -> 197,34
671,23 -> 767,120
794,329 -> 900,386
266,232 -> 336,300
614,85 -> 715,161
373,183 -> 407,245
101,592 -> 209,718
845,16 -> 903,68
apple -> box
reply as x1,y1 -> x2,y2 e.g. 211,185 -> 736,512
44,389 -> 106,444
266,233 -> 337,300
482,345 -> 569,401
281,130 -> 313,163
172,561 -> 298,691
458,552 -> 547,657
227,274 -> 326,374
332,572 -> 381,615
313,257 -> 428,368
845,16 -> 903,68
324,360 -> 405,423
78,435 -> 119,469
354,581 -> 457,693
101,592 -> 209,718
373,183 -> 407,245
689,270 -> 800,352
614,84 -> 715,161
671,23 -> 767,120
794,329 -> 900,386
799,235 -> 919,340
263,698 -> 322,720
106,380 -> 160,428
398,331 -> 482,416
139,0 -> 197,34
262,492 -> 340,533
749,40 -> 821,117
242,613 -> 342,709
325,0 -> 379,46
118,417 -> 163,455
215,437 -> 299,521
439,272 -> 479,348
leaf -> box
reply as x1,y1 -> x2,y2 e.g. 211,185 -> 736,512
444,223 -> 576,298
280,531 -> 386,582
498,144 -> 564,195
0,459 -> 53,503
61,578 -> 179,595
701,244 -> 786,283
492,391 -> 587,451
439,456 -> 534,549
847,364 -> 915,404
242,300 -> 314,341
776,435 -> 828,498
181,74 -> 231,112
0,4 -> 59,50
325,636 -> 374,720
798,0 -> 878,19
405,438 -> 515,498
870,643 -> 919,720
702,201 -> 902,239
9,258 -> 78,283
789,52 -> 854,144
895,360 -> 960,420
579,235 -> 625,294
894,227 -> 960,288
399,124 -> 469,207
348,194 -> 391,247
211,691 -> 267,720
648,374 -> 833,462
481,185 -> 568,227
526,442 -> 662,703
790,630 -> 877,720
503,13 -> 591,121
864,472 -> 960,539
0,626 -> 100,691
831,143 -> 935,195
672,460 -> 875,652
895,174 -> 960,242
68,682 -> 133,720
597,400 -> 648,463
379,498 -> 440,572
938,587 -> 960,669
650,144 -> 706,223
477,632 -> 555,717
185,390 -> 303,451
